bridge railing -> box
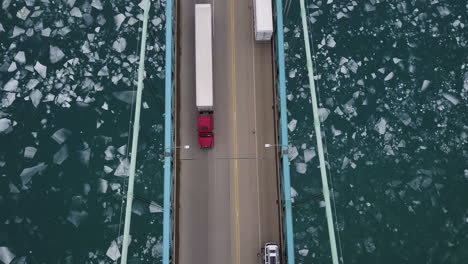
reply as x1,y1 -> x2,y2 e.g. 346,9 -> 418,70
273,1 -> 295,264
163,0 -> 175,264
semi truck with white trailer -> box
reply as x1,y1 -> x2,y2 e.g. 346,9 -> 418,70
195,4 -> 214,148
253,0 -> 273,41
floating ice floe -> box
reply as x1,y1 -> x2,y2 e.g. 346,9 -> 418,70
113,37 -> 127,53
421,80 -> 430,91
53,145 -> 69,165
20,162 -> 47,185
9,182 -> 20,193
98,66 -> 109,76
30,89 -> 42,108
77,148 -> 91,166
374,118 -> 387,135
34,62 -> 47,78
97,178 -> 108,193
326,36 -> 336,48
106,240 -> 121,261
384,72 -> 394,81
152,17 -> 162,27
437,6 -> 451,17
114,158 -> 130,177
104,146 -> 115,160
288,146 -> 298,161
7,62 -> 17,72
24,146 -> 37,159
288,119 -> 297,132
92,0 -> 103,10
364,237 -> 376,253
26,79 -> 39,90
298,249 -> 309,257
318,108 -> 330,122
442,93 -> 459,105
304,148 -> 316,163
52,128 -> 71,144
15,51 -> 26,64
113,91 -> 136,104
70,7 -> 82,17
41,28 -> 51,37
0,247 -> 15,264
0,23 -> 4,32
295,162 -> 307,174
16,6 -> 30,20
149,202 -> 163,213
114,14 -> 126,30
67,210 -> 88,227
50,45 -> 65,64
290,187 -> 298,203
0,118 -> 12,133
289,69 -> 296,78
117,145 -> 127,155
392,58 -> 402,64
1,93 -> 15,108
3,79 -> 18,92
12,26 -> 25,38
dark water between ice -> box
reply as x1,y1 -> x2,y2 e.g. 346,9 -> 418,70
283,1 -> 467,263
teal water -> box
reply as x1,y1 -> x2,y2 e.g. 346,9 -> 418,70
0,0 -> 166,263
284,1 -> 467,263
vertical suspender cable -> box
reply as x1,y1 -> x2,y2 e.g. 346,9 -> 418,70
274,1 -> 295,264
298,0 -> 339,263
120,0 -> 151,263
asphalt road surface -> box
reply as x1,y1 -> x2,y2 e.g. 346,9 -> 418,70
175,0 -> 282,263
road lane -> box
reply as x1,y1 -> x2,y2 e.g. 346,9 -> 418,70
176,0 -> 281,263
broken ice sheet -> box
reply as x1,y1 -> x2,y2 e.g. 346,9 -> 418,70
52,128 -> 71,144
77,148 -> 91,166
318,108 -> 330,122
288,146 -> 298,161
295,162 -> 307,174
298,249 -> 309,257
113,91 -> 136,104
304,148 -> 316,163
24,146 -> 37,159
50,45 -> 65,64
374,118 -> 387,135
53,144 -> 69,165
0,247 -> 15,264
16,6 -> 30,20
113,37 -> 127,53
15,51 -> 26,64
132,200 -> 148,216
3,79 -> 19,92
149,202 -> 163,213
20,162 -> 47,185
288,119 -> 297,132
114,14 -> 126,30
30,89 -> 42,108
0,118 -> 12,133
12,26 -> 25,38
290,187 -> 298,203
97,178 -> 108,193
34,61 -> 47,78
114,158 -> 130,177
442,93 -> 459,105
106,240 -> 121,261
67,210 -> 88,227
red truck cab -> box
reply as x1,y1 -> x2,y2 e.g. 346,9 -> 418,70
198,113 -> 214,148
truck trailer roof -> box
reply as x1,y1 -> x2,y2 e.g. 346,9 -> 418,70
195,4 -> 213,111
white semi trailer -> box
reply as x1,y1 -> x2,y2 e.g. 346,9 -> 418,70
195,4 -> 214,148
253,0 -> 273,41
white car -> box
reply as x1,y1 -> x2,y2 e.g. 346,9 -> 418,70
263,243 -> 280,264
